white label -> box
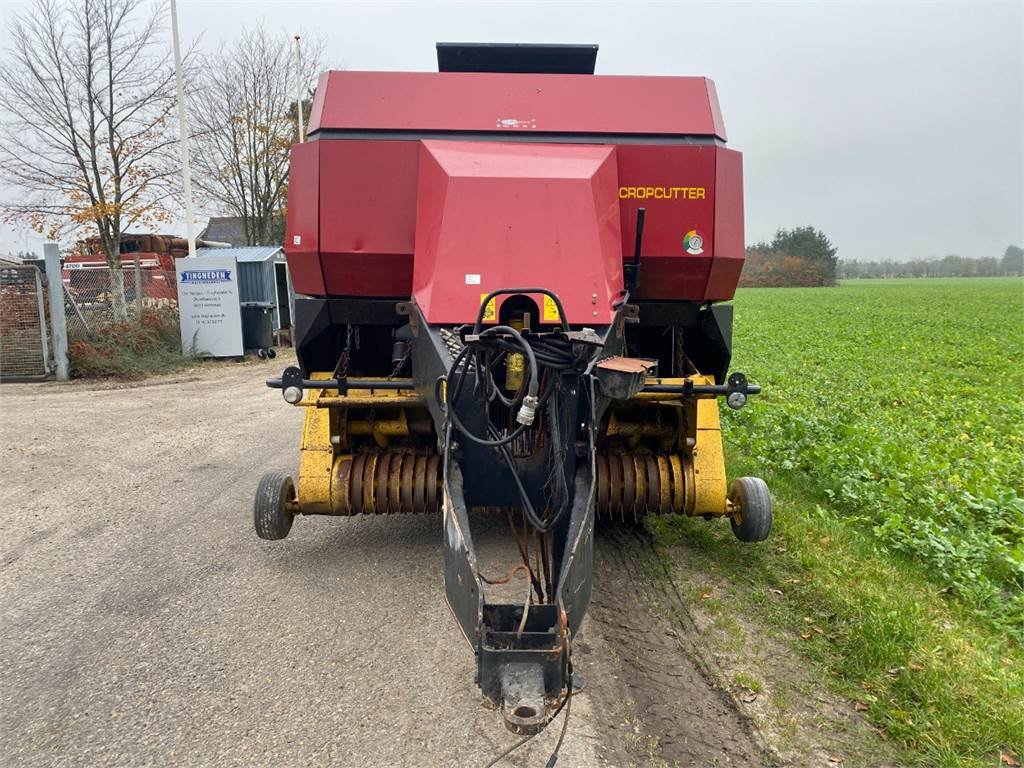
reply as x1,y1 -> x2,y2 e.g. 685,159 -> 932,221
465,273 -> 481,285
175,255 -> 244,358
293,235 -> 301,245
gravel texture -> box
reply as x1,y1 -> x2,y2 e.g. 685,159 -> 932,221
0,360 -> 765,767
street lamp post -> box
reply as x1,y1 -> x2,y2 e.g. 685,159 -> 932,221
170,0 -> 196,257
295,35 -> 304,143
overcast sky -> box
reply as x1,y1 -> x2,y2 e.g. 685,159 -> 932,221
1,0 -> 1021,262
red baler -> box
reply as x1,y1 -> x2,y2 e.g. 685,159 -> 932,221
258,43 -> 769,739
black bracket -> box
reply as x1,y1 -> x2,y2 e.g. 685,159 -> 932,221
624,207 -> 646,294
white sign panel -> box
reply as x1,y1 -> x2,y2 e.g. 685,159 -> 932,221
175,256 -> 244,357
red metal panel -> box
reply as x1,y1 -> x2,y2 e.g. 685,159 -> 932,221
321,252 -> 413,297
615,144 -> 718,301
310,71 -> 723,138
705,79 -> 728,143
284,141 -> 324,295
318,140 -> 419,296
704,148 -> 745,301
413,140 -> 622,325
307,72 -> 330,136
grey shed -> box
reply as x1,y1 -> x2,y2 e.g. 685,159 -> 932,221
194,246 -> 293,332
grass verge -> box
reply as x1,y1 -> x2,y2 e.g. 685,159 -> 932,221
649,455 -> 1024,768
68,307 -> 191,379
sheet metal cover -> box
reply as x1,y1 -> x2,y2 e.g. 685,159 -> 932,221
412,140 -> 623,325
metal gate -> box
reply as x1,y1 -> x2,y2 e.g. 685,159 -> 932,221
0,263 -> 50,380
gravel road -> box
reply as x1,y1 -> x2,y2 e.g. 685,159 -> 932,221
0,360 -> 765,767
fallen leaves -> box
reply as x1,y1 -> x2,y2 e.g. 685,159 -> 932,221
1001,751 -> 1021,767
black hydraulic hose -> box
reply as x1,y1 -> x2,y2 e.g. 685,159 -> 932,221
439,323 -> 585,534
441,327 -> 541,448
478,326 -> 538,401
442,346 -> 530,448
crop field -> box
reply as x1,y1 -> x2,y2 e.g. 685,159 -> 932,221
725,277 -> 1024,635
647,277 -> 1023,765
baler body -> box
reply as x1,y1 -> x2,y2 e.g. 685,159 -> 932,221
259,46 -> 768,739
285,70 -> 744,316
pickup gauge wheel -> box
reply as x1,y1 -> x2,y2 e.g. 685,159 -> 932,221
254,471 -> 296,540
729,477 -> 772,542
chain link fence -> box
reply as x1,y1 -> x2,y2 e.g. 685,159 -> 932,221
63,259 -> 179,341
0,263 -> 50,380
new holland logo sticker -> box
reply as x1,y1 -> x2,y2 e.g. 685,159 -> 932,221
683,229 -> 704,255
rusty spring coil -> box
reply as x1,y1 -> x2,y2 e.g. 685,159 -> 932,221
330,450 -> 689,518
595,452 -> 694,520
332,452 -> 441,515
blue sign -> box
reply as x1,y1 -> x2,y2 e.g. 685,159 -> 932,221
180,269 -> 232,283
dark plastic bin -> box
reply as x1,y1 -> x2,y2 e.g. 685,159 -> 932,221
241,304 -> 273,351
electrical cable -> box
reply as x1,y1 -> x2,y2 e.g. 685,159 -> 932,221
545,668 -> 573,768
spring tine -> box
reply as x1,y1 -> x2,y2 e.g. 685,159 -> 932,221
632,454 -> 646,523
363,453 -> 378,514
426,455 -> 441,514
400,453 -> 414,514
644,455 -> 660,514
413,456 -> 427,514
621,454 -> 636,521
387,452 -> 403,513
657,455 -> 671,514
350,454 -> 365,515
337,456 -> 353,515
669,453 -> 684,514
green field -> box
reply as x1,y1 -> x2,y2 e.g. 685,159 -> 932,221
652,277 -> 1023,765
728,277 -> 1024,633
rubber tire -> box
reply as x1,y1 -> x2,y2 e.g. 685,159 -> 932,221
729,477 -> 772,543
266,347 -> 277,359
256,348 -> 268,360
254,471 -> 295,540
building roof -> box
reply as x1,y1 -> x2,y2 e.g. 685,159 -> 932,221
199,216 -> 248,245
194,246 -> 284,263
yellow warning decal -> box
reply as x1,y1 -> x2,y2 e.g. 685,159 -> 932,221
543,295 -> 561,323
480,293 -> 496,322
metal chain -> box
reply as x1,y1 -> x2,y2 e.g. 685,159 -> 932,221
386,343 -> 411,380
674,325 -> 686,376
333,324 -> 354,380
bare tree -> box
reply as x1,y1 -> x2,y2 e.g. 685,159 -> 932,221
0,0 -> 188,320
190,27 -> 324,246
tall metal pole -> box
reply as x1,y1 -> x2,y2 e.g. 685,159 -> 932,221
170,0 -> 196,257
294,35 -> 304,143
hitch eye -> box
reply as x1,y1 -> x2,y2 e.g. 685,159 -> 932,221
283,385 -> 304,404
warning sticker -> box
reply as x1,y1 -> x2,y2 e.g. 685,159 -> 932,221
542,295 -> 561,323
480,293 -> 496,322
